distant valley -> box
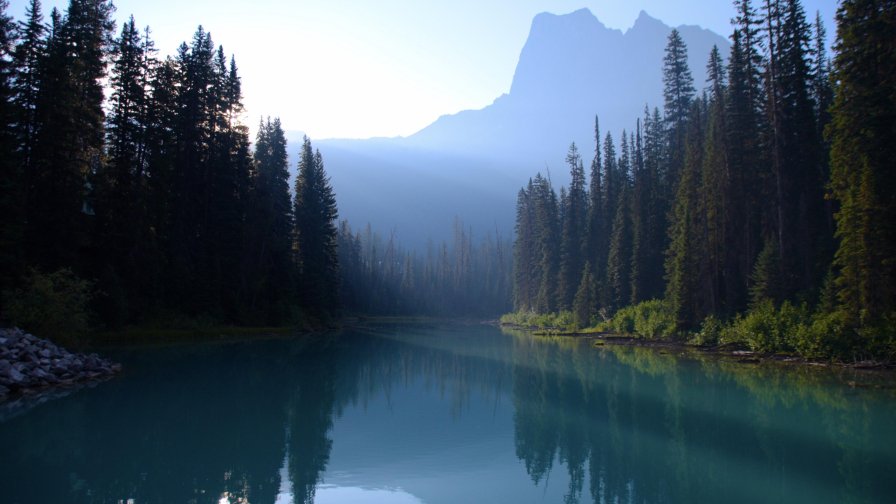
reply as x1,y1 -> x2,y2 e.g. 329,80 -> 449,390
299,9 -> 729,246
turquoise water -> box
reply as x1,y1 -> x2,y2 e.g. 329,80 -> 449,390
1,323 -> 894,503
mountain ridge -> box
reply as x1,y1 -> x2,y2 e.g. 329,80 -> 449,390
310,8 -> 730,246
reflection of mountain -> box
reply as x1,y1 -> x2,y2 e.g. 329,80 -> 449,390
310,9 -> 729,246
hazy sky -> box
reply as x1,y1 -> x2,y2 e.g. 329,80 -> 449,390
9,0 -> 837,140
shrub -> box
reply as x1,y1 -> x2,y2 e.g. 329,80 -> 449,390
597,300 -> 676,339
691,315 -> 724,346
721,300 -> 810,353
792,310 -> 848,360
3,269 -> 94,347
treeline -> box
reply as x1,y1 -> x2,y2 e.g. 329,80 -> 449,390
511,0 -> 895,359
0,0 -> 512,334
338,219 -> 512,317
0,0 -> 340,328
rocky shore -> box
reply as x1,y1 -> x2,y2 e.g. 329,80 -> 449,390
0,327 -> 121,400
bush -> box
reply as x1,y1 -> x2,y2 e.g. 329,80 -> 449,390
691,315 -> 724,346
597,300 -> 676,339
792,310 -> 848,359
3,268 -> 94,347
721,300 -> 810,353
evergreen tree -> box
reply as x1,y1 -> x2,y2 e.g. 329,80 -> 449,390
629,119 -> 647,304
641,107 -> 668,301
558,142 -> 587,310
585,116 -> 604,312
606,132 -> 632,311
598,132 -> 617,308
513,181 -> 537,312
774,0 -> 826,298
663,28 -> 696,188
725,0 -> 767,313
167,27 -> 217,313
245,117 -> 293,321
0,0 -> 20,298
12,0 -> 44,170
827,0 -> 896,326
573,262 -> 596,329
530,173 -> 560,313
294,136 -> 340,314
749,237 -> 781,306
665,101 -> 706,330
26,0 -> 115,270
700,46 -> 729,315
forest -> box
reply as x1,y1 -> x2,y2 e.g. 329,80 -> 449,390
507,0 -> 896,361
0,0 -> 511,339
0,0 -> 892,363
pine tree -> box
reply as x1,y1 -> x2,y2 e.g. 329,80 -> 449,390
530,173 -> 560,313
642,107 -> 668,301
12,0 -> 45,171
167,27 -> 217,312
294,136 -> 340,314
725,0 -> 767,313
827,0 -> 896,326
663,28 -> 696,189
775,0 -> 826,297
606,132 -> 632,312
749,237 -> 780,306
0,0 -> 20,297
91,15 -> 151,324
573,262 -> 596,329
513,182 -> 537,312
665,100 -> 706,330
558,142 -> 587,310
26,0 -> 115,270
245,117 -> 294,322
700,46 -> 729,315
585,116 -> 604,312
629,119 -> 647,304
598,132 -> 617,308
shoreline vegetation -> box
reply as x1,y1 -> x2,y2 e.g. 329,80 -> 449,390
500,303 -> 894,371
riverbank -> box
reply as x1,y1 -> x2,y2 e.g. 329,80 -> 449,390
500,322 -> 895,372
0,328 -> 121,401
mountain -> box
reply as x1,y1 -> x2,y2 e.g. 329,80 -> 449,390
313,8 -> 729,247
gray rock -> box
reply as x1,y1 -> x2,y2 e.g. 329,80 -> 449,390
39,349 -> 50,359
8,367 -> 24,383
32,368 -> 53,381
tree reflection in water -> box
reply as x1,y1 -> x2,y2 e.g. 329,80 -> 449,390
0,325 -> 894,504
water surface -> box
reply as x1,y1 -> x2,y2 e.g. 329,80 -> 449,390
2,323 -> 895,503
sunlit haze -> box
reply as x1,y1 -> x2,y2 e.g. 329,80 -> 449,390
10,0 -> 836,139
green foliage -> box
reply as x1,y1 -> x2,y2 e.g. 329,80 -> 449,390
3,268 -> 93,346
828,0 -> 896,326
597,299 -> 676,339
501,310 -> 576,332
749,238 -> 780,307
572,262 -> 596,329
721,300 -> 810,353
691,315 -> 724,346
792,310 -> 849,360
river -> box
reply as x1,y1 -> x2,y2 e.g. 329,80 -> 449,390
1,322 -> 894,503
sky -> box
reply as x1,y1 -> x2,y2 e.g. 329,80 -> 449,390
8,0 -> 838,140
